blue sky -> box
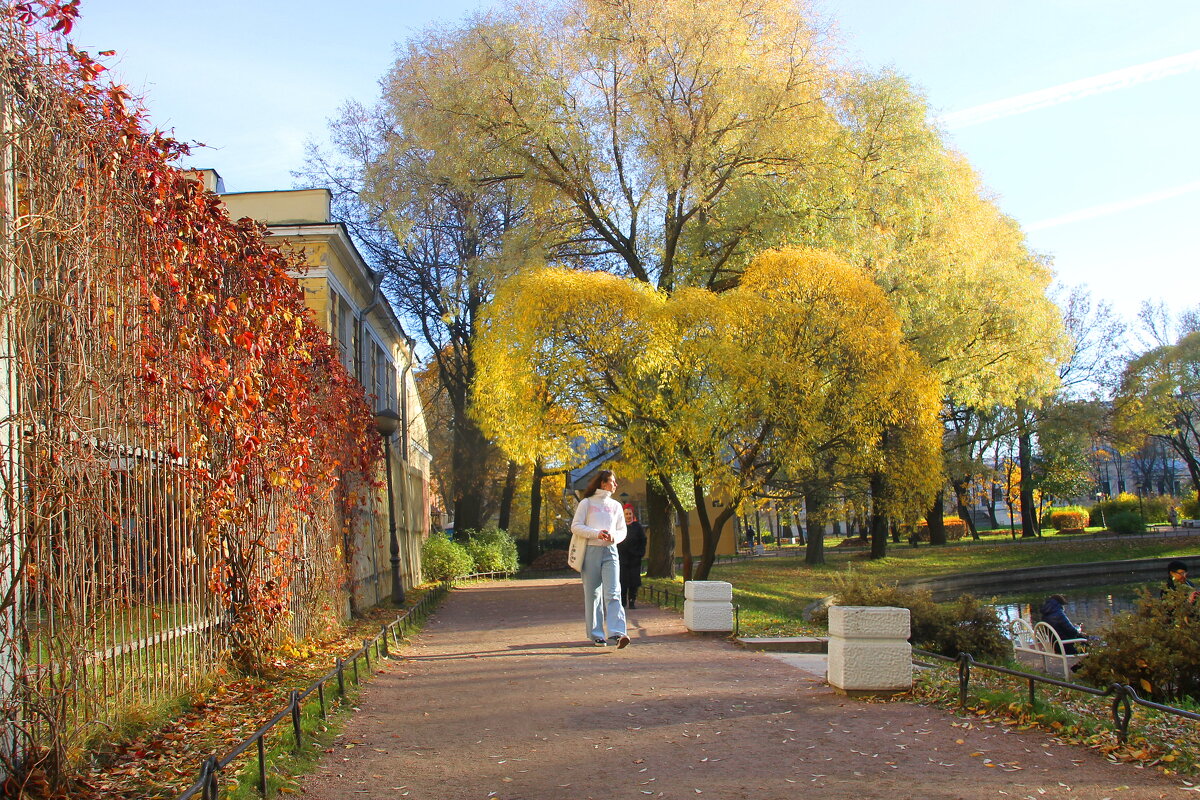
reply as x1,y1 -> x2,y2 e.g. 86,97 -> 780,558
73,0 -> 1200,324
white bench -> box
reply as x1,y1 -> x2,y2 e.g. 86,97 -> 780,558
1009,619 -> 1086,680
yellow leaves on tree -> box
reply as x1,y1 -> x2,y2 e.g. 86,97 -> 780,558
472,247 -> 942,530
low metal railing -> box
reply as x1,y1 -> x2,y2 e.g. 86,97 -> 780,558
913,648 -> 1200,744
639,584 -> 741,636
176,571 -> 514,800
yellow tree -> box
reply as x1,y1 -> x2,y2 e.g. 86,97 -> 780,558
375,0 -> 1064,562
473,248 -> 942,574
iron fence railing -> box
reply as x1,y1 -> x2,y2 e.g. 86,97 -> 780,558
913,648 -> 1200,744
176,571 -> 514,800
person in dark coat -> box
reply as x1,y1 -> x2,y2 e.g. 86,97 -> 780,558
1039,594 -> 1085,655
618,504 -> 647,608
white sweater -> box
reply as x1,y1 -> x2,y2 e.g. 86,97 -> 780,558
570,490 -> 627,546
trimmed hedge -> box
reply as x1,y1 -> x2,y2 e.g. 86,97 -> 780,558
1041,506 -> 1090,531
913,516 -> 967,542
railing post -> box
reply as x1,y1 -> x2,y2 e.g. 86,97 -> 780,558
1110,684 -> 1133,743
257,736 -> 267,797
1028,676 -> 1036,706
364,639 -> 372,671
957,653 -> 970,708
337,657 -> 346,697
200,755 -> 220,800
353,653 -> 360,684
317,682 -> 327,720
381,625 -> 390,657
290,690 -> 303,754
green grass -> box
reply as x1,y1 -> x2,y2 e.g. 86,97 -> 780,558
648,532 -> 1200,637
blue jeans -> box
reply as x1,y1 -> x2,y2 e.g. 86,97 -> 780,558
582,544 -> 626,640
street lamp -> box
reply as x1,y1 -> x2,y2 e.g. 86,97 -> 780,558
374,409 -> 404,606
1095,491 -> 1105,531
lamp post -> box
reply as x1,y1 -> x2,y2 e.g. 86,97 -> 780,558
1096,491 -> 1105,531
374,409 -> 404,606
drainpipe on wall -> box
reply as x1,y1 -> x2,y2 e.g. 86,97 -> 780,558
399,335 -> 415,462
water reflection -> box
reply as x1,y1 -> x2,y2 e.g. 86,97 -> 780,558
994,587 -> 1141,636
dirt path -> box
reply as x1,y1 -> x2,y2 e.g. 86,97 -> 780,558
299,577 -> 1186,800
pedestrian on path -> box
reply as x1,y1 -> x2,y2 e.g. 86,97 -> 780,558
571,470 -> 630,648
618,503 -> 646,608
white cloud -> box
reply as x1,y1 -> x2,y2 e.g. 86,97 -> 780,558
1026,179 -> 1200,232
942,50 -> 1200,130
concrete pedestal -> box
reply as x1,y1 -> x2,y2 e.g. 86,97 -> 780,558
826,606 -> 911,696
683,581 -> 734,632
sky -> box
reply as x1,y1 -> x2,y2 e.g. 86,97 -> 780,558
69,0 -> 1200,327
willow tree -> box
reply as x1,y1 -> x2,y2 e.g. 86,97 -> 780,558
385,0 -> 853,573
1113,331 -> 1200,494
369,0 -> 1064,562
472,248 -> 942,576
804,72 -> 1067,548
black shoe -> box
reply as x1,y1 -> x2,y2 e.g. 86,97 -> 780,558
629,601 -> 636,609
593,638 -> 607,646
614,635 -> 630,649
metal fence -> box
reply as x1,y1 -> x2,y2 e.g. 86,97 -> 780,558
913,648 -> 1200,744
0,17 -> 389,783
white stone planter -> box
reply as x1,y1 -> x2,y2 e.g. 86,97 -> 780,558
826,606 -> 911,695
683,580 -> 734,632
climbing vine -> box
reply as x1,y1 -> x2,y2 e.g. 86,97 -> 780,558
1,1 -> 379,790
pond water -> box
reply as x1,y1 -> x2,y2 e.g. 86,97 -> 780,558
992,584 -> 1147,636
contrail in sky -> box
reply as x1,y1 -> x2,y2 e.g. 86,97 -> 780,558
1026,179 -> 1200,232
942,50 -> 1200,130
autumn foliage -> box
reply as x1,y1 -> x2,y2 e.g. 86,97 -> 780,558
1,2 -> 377,788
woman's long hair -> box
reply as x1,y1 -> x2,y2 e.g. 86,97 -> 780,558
582,469 -> 615,498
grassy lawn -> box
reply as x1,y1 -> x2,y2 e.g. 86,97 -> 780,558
647,532 -> 1200,637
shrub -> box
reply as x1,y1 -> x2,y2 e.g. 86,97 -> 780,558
912,516 -> 967,542
461,527 -> 519,574
421,534 -> 474,582
812,577 -> 1010,663
1075,587 -> 1200,702
1107,510 -> 1146,534
1041,506 -> 1090,531
1092,492 -> 1170,528
1181,490 -> 1199,520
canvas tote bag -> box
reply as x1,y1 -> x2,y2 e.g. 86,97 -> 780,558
567,499 -> 592,572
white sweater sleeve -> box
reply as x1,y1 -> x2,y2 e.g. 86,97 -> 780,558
608,502 -> 628,545
570,499 -> 602,539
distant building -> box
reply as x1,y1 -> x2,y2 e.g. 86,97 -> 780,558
208,170 -> 433,610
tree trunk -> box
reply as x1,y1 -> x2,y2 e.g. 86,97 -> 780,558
527,460 -> 544,554
951,477 -> 980,540
926,492 -> 947,546
451,412 -> 489,539
644,477 -> 675,578
497,459 -> 518,533
804,497 -> 825,565
1017,406 -> 1038,538
692,479 -> 736,580
869,470 -> 889,560
675,498 -> 693,582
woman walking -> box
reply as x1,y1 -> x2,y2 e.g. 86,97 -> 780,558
570,470 -> 630,647
618,503 -> 646,609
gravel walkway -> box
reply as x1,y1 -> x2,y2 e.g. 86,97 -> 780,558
299,577 -> 1186,800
